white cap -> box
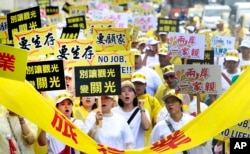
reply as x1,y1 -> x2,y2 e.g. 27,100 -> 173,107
225,50 -> 239,62
240,39 -> 250,48
146,37 -> 160,45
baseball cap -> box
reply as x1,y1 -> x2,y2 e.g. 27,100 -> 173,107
55,91 -> 74,105
158,47 -> 168,56
225,50 -> 239,62
159,32 -> 167,35
131,73 -> 146,83
162,89 -> 183,103
146,37 -> 160,45
130,48 -> 141,56
239,39 -> 250,48
121,80 -> 136,92
162,64 -> 175,75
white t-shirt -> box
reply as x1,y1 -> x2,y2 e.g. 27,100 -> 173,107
221,69 -> 240,93
112,106 -> 151,148
141,53 -> 160,66
46,118 -> 86,154
88,112 -> 135,150
150,113 -> 213,154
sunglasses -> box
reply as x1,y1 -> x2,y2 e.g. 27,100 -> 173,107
164,74 -> 175,80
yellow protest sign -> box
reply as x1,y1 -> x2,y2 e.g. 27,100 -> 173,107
198,30 -> 212,50
1,61 -> 250,153
93,28 -> 131,51
0,44 -> 28,81
128,24 -> 139,42
74,51 -> 135,78
54,39 -> 94,62
0,16 -> 11,45
12,25 -> 57,52
69,5 -> 88,16
86,20 -> 114,38
112,0 -> 131,5
215,119 -> 250,142
46,14 -> 63,26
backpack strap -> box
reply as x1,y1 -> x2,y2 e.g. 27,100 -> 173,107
127,107 -> 140,124
221,72 -> 232,85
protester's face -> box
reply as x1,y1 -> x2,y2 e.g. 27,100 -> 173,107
159,55 -> 171,67
101,96 -> 113,113
240,47 -> 250,57
120,86 -> 136,104
165,96 -> 182,115
160,34 -> 167,42
224,60 -> 239,72
134,55 -> 142,70
164,73 -> 176,88
81,96 -> 96,108
57,99 -> 73,118
133,82 -> 146,96
150,44 -> 158,53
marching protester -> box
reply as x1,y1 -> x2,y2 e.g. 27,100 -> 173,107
155,64 -> 177,106
37,91 -> 87,154
239,39 -> 250,71
132,48 -> 162,96
0,109 -> 37,154
150,89 -> 213,154
87,95 -> 135,150
131,72 -> 162,146
112,80 -> 151,148
148,46 -> 172,82
73,96 -> 97,122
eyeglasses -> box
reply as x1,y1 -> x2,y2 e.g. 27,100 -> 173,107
164,74 -> 175,80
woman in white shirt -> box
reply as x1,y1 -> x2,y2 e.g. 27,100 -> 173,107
150,89 -> 213,154
87,95 -> 135,150
112,80 -> 151,148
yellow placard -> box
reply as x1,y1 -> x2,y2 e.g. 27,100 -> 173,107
46,14 -> 63,26
0,44 -> 28,81
74,51 -> 135,78
86,20 -> 114,38
54,39 -> 94,62
69,5 -> 88,16
93,28 -> 131,51
0,16 -> 7,32
12,26 -> 57,52
113,0 -> 131,5
199,30 -> 212,50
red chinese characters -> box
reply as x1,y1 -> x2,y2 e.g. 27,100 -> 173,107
97,144 -> 125,154
0,52 -> 15,72
51,111 -> 78,144
151,130 -> 191,153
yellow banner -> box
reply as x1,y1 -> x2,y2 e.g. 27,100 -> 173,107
93,28 -> 131,51
1,66 -> 250,153
0,44 -> 28,81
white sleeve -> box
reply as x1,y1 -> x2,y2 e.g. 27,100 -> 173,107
149,121 -> 171,144
82,111 -> 97,133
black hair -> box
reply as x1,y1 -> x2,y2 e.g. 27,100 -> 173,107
79,97 -> 98,110
118,97 -> 138,107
